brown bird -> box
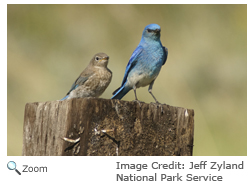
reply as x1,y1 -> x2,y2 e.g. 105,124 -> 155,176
61,53 -> 112,100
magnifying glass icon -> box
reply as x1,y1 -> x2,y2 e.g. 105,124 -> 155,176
7,161 -> 21,175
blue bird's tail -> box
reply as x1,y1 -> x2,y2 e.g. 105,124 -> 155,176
61,95 -> 69,101
111,86 -> 131,100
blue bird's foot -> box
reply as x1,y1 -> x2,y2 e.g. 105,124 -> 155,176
133,99 -> 144,108
148,82 -> 164,113
150,101 -> 164,114
159,104 -> 164,114
132,86 -> 144,107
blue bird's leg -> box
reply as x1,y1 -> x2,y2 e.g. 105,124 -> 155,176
132,85 -> 143,107
133,85 -> 138,101
148,80 -> 164,113
148,80 -> 159,103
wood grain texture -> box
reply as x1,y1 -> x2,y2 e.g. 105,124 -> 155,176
23,98 -> 194,156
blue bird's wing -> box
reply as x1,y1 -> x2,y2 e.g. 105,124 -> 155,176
121,46 -> 143,86
162,46 -> 168,65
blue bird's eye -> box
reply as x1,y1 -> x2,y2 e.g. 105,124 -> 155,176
95,56 -> 100,61
147,29 -> 151,33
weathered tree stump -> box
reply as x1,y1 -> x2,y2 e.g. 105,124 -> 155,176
22,98 -> 194,156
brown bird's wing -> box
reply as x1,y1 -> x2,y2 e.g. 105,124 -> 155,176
66,67 -> 95,95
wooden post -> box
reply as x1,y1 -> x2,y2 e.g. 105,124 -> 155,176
22,98 -> 194,156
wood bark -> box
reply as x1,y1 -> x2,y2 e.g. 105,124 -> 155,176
23,98 -> 194,156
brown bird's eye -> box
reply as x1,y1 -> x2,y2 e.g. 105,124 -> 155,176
95,56 -> 100,61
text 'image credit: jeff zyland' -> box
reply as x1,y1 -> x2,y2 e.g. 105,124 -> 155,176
115,161 -> 244,182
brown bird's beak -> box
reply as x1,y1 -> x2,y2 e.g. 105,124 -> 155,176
101,56 -> 109,61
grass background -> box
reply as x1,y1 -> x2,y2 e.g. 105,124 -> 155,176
7,4 -> 247,156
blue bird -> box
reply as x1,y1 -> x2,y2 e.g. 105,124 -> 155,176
61,53 -> 112,100
111,24 -> 168,103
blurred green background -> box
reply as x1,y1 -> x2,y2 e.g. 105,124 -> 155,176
7,4 -> 246,156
